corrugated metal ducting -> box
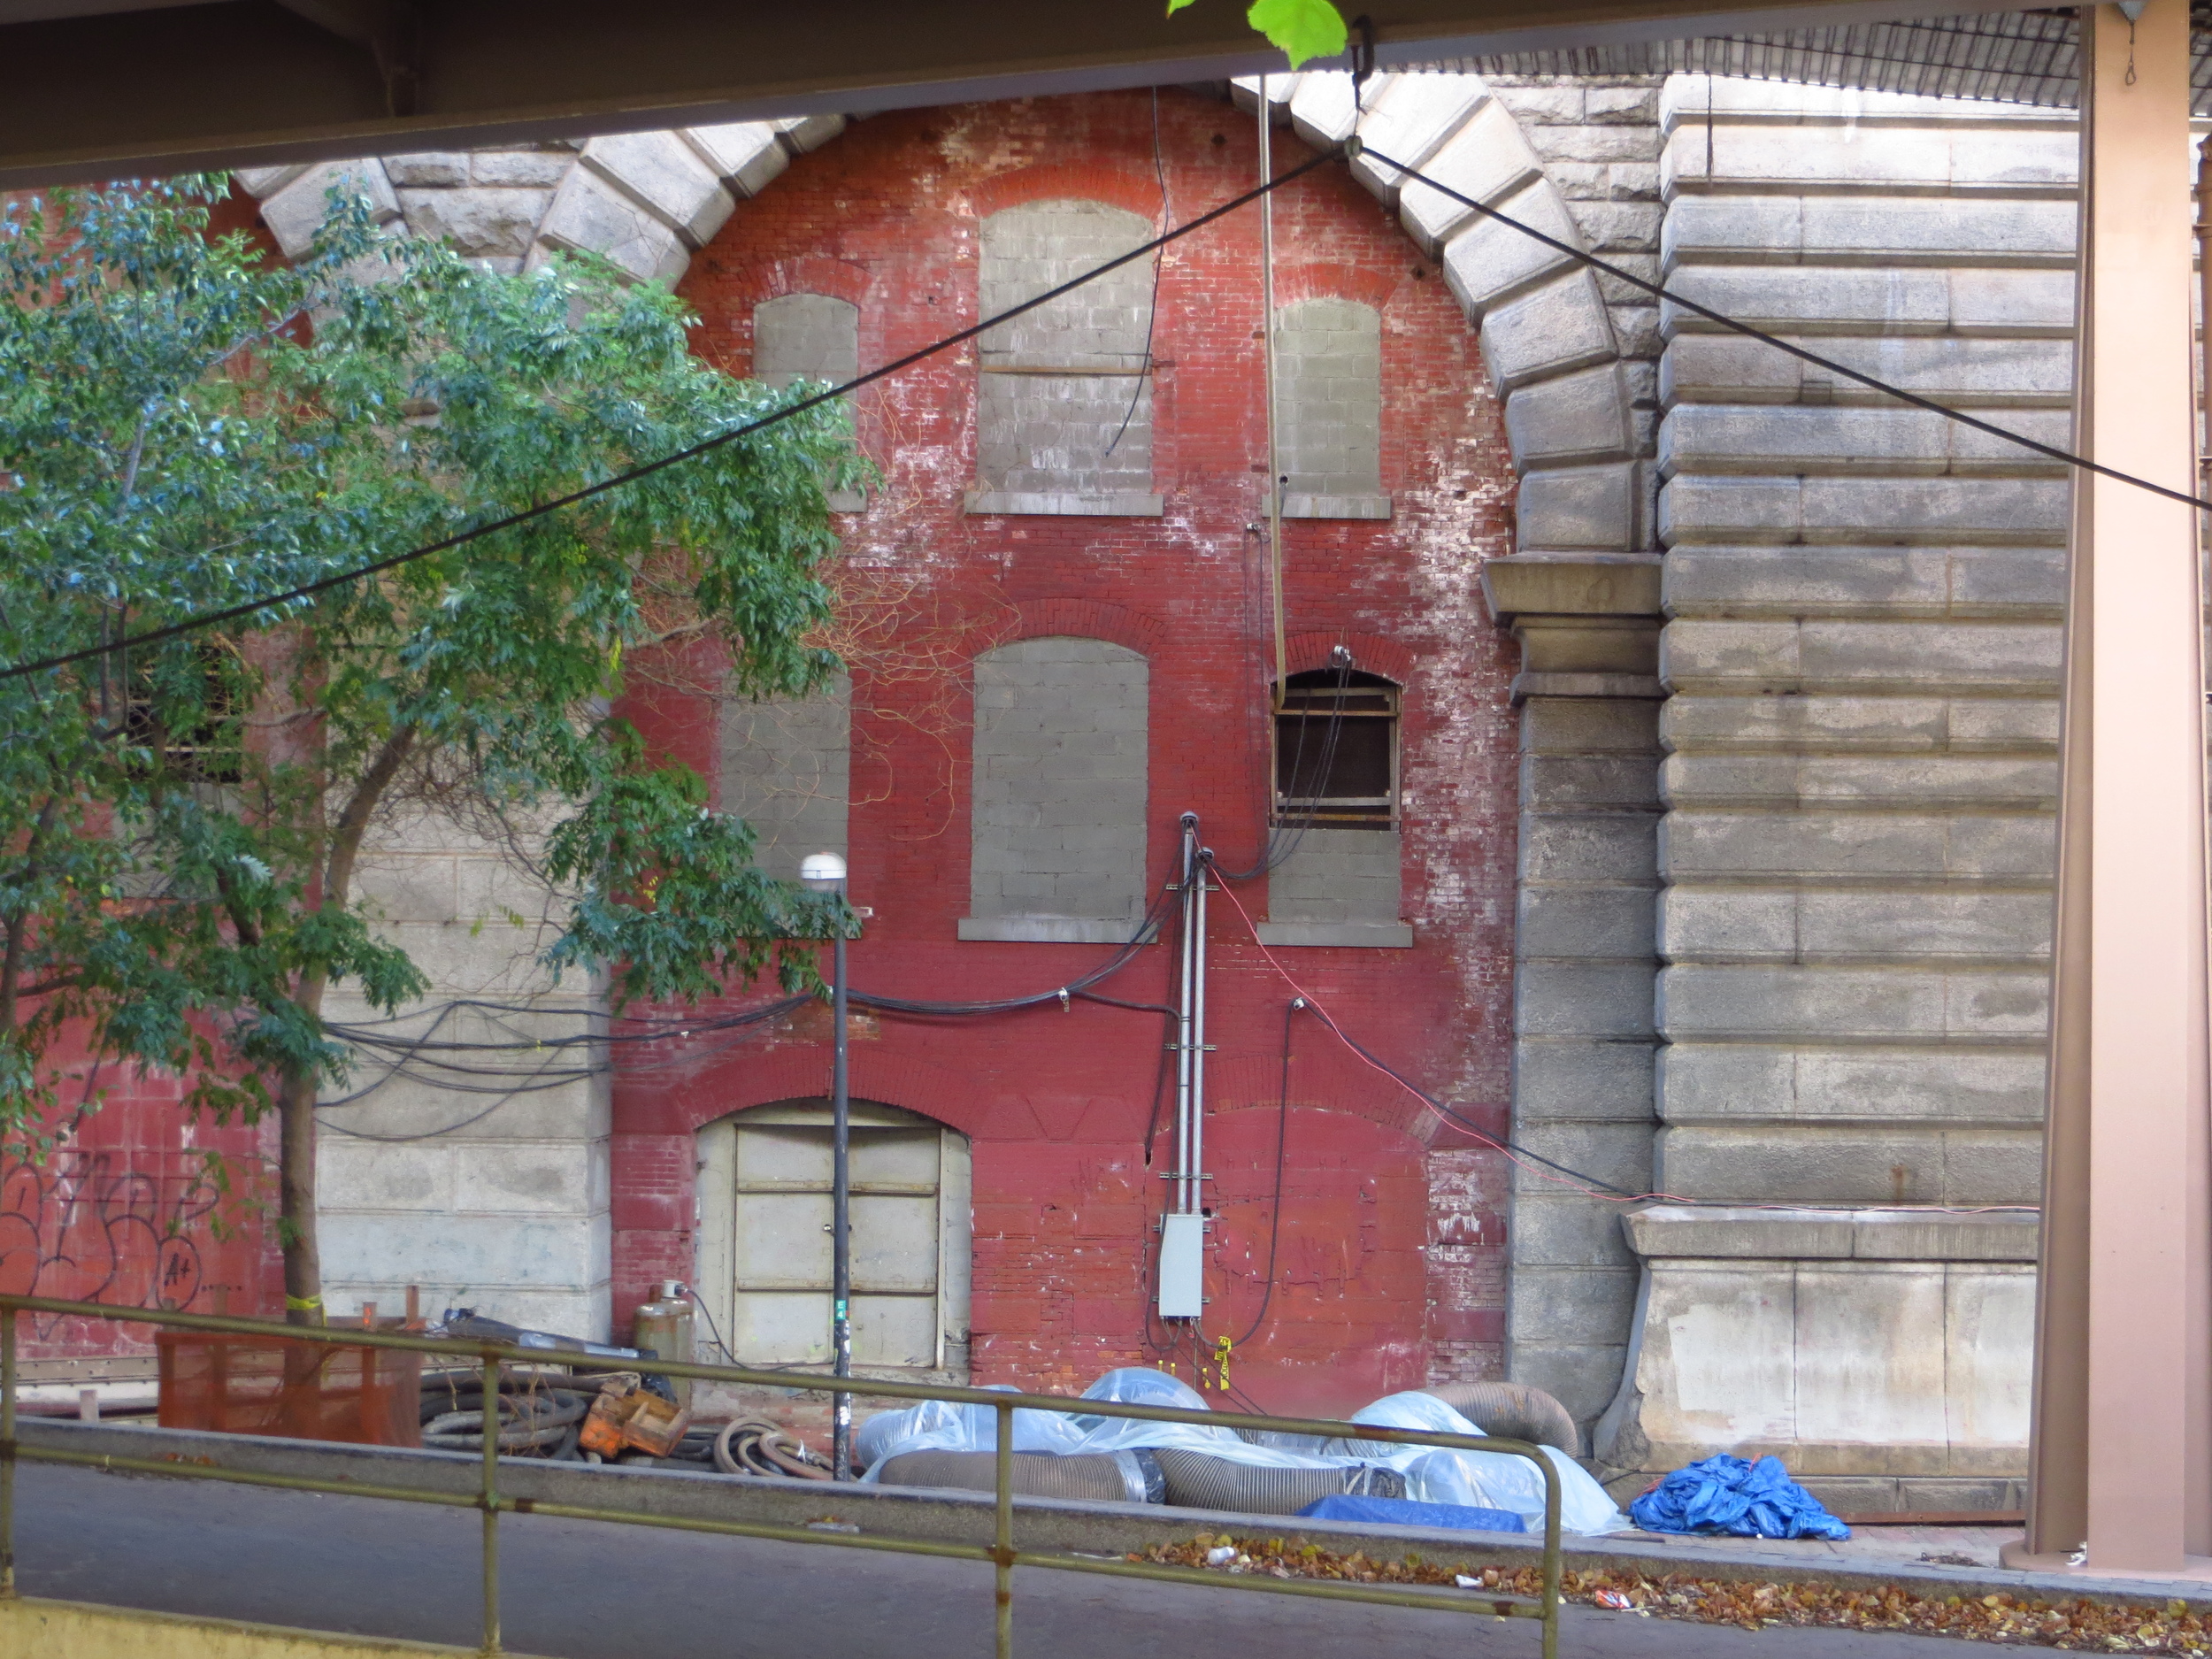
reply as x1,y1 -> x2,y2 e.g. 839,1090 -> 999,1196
1412,9 -> 2212,113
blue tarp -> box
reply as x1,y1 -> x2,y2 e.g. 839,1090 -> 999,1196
1295,1494 -> 1528,1534
1629,1454 -> 1850,1541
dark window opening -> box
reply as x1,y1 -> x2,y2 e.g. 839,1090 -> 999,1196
1272,667 -> 1399,829
125,647 -> 243,785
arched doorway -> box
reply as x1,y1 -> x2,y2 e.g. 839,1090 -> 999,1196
694,1099 -> 972,1376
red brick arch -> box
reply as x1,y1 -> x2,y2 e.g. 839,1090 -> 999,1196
1281,629 -> 1416,687
958,161 -> 1165,223
1274,262 -> 1401,311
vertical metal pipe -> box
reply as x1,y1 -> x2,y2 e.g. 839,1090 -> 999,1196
832,924 -> 853,1479
1259,73 -> 1286,710
2197,143 -> 2212,472
1,1303 -> 15,1600
1539,1450 -> 1562,1659
479,1353 -> 501,1654
1190,849 -> 1210,1220
994,1399 -> 1014,1659
1173,817 -> 1197,1215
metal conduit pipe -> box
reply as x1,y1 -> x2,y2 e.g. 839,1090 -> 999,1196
1191,838 -> 1210,1217
1419,1382 -> 1582,1457
1175,813 -> 1199,1217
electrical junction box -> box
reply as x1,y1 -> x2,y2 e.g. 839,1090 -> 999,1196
1158,1212 -> 1205,1320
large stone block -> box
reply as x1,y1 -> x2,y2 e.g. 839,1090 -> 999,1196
1658,263 -> 2073,339
1658,1041 -> 2047,1124
582,131 -> 736,247
1348,73 -> 1487,200
1652,1124 -> 2043,1205
1663,752 -> 2055,811
1661,332 -> 2073,410
1506,1263 -> 1641,1346
1476,269 -> 1617,394
1519,753 -> 1660,810
680,123 -> 790,197
1398,97 -> 1543,257
1659,963 -> 2047,1041
318,1141 -> 453,1211
1519,694 -> 1661,755
1507,1340 -> 1632,1430
1288,71 -> 1372,150
1660,120 -> 2076,198
1440,179 -> 1583,318
1666,883 -> 2049,964
1663,192 -> 2074,268
396,187 -> 554,262
1516,461 -> 1640,554
534,166 -> 688,281
1518,814 -> 1659,884
452,1142 -> 603,1215
1662,404 -> 2070,479
1659,692 -> 1951,753
1663,545 -> 2063,620
1517,884 -> 1656,959
1655,887 -> 1797,961
1504,364 -> 1634,469
1660,475 -> 2070,547
1516,964 -> 1658,1039
320,1210 -> 608,1288
1511,1189 -> 1642,1269
259,159 -> 401,259
1511,1037 -> 1657,1120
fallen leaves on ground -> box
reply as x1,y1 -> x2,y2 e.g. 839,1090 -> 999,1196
1131,1533 -> 2212,1650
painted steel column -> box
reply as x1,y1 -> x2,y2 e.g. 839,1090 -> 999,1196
2016,0 -> 2211,1571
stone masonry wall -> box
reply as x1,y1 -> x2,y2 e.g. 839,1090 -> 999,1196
1654,76 -> 2073,1210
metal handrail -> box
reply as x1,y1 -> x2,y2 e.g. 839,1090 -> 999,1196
0,1294 -> 1562,1659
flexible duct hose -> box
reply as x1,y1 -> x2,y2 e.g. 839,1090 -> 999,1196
713,1419 -> 833,1481
876,1449 -> 1163,1505
1419,1381 -> 1581,1455
420,1393 -> 588,1453
1151,1451 -> 1404,1515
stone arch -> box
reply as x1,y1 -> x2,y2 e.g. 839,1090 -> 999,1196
234,76 -> 1646,557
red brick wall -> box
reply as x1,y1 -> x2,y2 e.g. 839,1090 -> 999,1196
612,88 -> 1521,1417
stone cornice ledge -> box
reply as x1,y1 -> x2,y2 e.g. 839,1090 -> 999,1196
1622,1203 -> 2039,1263
1480,555 -> 1663,703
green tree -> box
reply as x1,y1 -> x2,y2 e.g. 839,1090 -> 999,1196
0,176 -> 852,1320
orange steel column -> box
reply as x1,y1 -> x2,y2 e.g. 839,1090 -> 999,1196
2011,0 -> 2212,1574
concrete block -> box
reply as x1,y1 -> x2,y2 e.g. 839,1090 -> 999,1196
1348,73 -> 1488,200
1504,364 -> 1633,469
1439,179 -> 1582,318
680,123 -> 791,197
452,1143 -> 601,1215
582,131 -> 737,247
259,159 -> 401,259
1515,462 -> 1639,554
1518,814 -> 1658,885
1511,1036 -> 1657,1120
1659,1042 -> 2048,1125
1477,270 -> 1618,393
1514,963 -> 1656,1040
1517,885 -> 1656,959
1510,1191 -> 1642,1269
534,166 -> 689,282
1518,695 -> 1661,755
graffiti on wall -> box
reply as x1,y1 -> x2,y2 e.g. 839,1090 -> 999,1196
0,1150 -> 220,1311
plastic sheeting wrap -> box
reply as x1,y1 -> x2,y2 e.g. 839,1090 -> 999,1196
1333,1392 -> 1629,1537
857,1370 -> 1630,1535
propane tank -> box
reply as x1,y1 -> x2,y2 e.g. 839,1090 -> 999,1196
633,1280 -> 696,1410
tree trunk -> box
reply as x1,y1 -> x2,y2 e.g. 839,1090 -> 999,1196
278,1059 -> 323,1325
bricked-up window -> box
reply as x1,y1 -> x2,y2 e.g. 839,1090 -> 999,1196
1262,667 -> 1410,949
969,201 -> 1164,518
1276,298 -> 1388,520
719,673 -> 851,883
754,293 -> 864,511
960,637 -> 1150,944
1273,669 -> 1399,828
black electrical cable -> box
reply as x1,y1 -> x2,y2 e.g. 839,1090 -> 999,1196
1229,995 -> 1300,1349
0,147 -> 1347,687
1213,657 -> 1356,883
1359,141 -> 2212,514
1103,85 -> 1167,461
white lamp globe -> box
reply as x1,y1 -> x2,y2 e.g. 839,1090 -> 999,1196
798,851 -> 849,892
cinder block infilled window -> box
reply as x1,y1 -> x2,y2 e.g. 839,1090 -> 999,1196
753,293 -> 864,511
970,201 -> 1163,517
719,673 -> 851,884
1276,298 -> 1388,520
1260,668 -> 1411,948
961,636 -> 1150,943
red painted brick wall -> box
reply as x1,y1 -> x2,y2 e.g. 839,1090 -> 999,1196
619,88 -> 1523,1417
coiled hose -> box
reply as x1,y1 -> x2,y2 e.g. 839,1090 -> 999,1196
713,1419 -> 833,1480
418,1375 -> 591,1458
1418,1381 -> 1581,1455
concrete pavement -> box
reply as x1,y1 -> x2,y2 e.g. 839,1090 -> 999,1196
17,1463 -> 2006,1657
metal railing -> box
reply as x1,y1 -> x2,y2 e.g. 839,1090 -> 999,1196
0,1294 -> 1561,1659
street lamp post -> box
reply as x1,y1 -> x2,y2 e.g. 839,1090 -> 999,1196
798,850 -> 854,1480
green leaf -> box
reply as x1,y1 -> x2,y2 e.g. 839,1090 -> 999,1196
1165,0 -> 1196,12
1245,0 -> 1346,66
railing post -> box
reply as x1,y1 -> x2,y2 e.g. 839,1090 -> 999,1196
994,1398 -> 1013,1659
1538,1447 -> 1560,1659
480,1353 -> 501,1655
2,1302 -> 15,1599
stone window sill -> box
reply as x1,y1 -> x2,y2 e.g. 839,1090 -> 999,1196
1281,494 -> 1392,521
965,490 -> 1165,518
1253,921 -> 1413,949
958,915 -> 1159,945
